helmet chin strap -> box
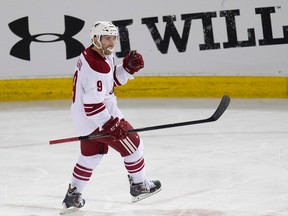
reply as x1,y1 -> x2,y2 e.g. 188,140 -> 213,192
92,38 -> 105,55
92,38 -> 102,50
107,47 -> 114,52
92,37 -> 114,55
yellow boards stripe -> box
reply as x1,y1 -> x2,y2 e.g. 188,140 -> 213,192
0,76 -> 287,101
0,78 -> 73,101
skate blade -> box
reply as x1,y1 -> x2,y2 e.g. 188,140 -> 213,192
60,204 -> 80,215
131,187 -> 162,203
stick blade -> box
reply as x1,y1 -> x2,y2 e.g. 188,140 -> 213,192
210,95 -> 230,121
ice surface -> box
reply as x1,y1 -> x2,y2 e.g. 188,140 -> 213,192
0,98 -> 288,216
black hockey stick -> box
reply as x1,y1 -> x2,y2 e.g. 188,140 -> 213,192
49,95 -> 230,144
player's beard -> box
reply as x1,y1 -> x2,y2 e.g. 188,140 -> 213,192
103,48 -> 113,55
102,45 -> 114,55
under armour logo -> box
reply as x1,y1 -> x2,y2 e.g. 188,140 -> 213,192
9,15 -> 85,61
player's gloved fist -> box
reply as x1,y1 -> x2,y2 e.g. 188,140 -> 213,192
123,50 -> 144,74
102,117 -> 127,140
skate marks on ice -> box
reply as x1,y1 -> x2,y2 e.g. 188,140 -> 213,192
1,204 -> 288,216
1,99 -> 288,216
57,208 -> 225,216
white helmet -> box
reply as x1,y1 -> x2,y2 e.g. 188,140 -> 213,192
90,21 -> 118,50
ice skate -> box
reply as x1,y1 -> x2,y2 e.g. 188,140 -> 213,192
128,175 -> 162,203
60,184 -> 85,215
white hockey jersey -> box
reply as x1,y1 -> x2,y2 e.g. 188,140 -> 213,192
71,46 -> 134,136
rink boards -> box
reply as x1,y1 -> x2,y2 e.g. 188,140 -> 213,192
1,1 -> 288,101
0,76 -> 287,101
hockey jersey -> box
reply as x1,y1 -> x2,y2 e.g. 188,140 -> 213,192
71,47 -> 134,136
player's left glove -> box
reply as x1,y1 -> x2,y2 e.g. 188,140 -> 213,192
102,117 -> 127,140
123,50 -> 144,74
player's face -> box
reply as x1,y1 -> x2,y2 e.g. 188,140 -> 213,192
101,35 -> 117,55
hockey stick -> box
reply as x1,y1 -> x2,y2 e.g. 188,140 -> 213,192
49,95 -> 230,145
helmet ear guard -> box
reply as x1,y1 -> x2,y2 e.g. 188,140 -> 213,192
90,21 -> 119,50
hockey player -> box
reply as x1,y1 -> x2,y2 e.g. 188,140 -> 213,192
60,21 -> 161,215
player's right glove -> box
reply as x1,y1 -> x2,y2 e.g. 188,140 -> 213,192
102,117 -> 127,140
123,50 -> 144,74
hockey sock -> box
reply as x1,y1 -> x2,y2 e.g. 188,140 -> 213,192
71,154 -> 103,192
124,140 -> 146,184
71,163 -> 93,192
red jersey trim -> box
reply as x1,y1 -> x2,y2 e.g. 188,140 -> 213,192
82,47 -> 110,74
113,66 -> 122,86
84,103 -> 106,116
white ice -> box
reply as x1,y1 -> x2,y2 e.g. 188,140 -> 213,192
0,98 -> 288,216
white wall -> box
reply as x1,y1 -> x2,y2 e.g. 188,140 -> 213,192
1,0 -> 287,79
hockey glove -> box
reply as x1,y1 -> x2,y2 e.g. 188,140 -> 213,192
123,50 -> 144,74
102,117 -> 127,140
